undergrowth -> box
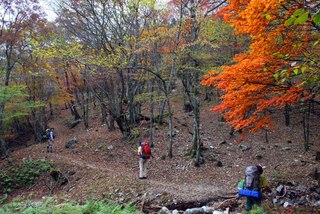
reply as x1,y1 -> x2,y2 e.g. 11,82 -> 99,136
0,159 -> 53,194
0,198 -> 140,214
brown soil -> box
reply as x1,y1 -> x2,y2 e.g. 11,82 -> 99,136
1,93 -> 320,213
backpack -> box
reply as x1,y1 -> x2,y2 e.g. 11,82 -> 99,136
46,129 -> 55,139
46,129 -> 51,138
238,166 -> 262,198
244,166 -> 260,191
141,143 -> 151,159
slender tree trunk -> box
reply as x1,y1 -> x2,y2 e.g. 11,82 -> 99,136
108,110 -> 116,131
193,95 -> 201,166
0,45 -> 14,158
0,104 -> 8,158
167,97 -> 173,158
31,109 -> 43,143
49,102 -> 54,118
148,74 -> 154,147
284,104 -> 290,126
100,101 -> 107,125
303,101 -> 311,151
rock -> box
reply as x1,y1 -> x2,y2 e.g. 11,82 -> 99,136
69,119 -> 82,128
168,129 -> 178,137
239,144 -> 251,151
285,181 -> 296,186
216,161 -> 223,167
255,154 -> 263,160
283,147 -> 291,151
283,201 -> 292,208
260,146 -> 266,150
297,196 -> 308,205
219,140 -> 227,145
272,198 -> 278,204
202,206 -> 215,213
208,155 -> 218,162
276,185 -> 285,196
65,139 -> 78,149
159,207 -> 171,214
107,145 -> 114,150
183,208 -> 204,214
313,200 -> 320,207
172,210 -> 179,214
68,171 -> 76,176
212,211 -> 224,214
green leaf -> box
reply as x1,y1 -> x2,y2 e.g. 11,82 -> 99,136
273,73 -> 279,80
312,13 -> 320,25
301,66 -> 306,74
294,12 -> 309,25
264,14 -> 271,20
285,17 -> 295,25
293,9 -> 305,17
293,69 -> 299,75
313,40 -> 319,46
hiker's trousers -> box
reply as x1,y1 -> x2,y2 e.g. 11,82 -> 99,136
139,158 -> 147,178
47,139 -> 53,152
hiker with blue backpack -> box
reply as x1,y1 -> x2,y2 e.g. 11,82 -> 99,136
238,165 -> 268,211
137,137 -> 152,179
46,128 -> 55,153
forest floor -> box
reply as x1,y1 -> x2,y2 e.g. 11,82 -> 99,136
1,92 -> 320,213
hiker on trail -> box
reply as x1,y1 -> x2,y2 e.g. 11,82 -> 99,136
46,128 -> 55,153
138,137 -> 152,179
238,165 -> 268,211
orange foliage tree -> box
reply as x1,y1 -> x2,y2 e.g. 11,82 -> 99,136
201,0 -> 319,149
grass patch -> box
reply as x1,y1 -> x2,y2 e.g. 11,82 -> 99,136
0,198 -> 140,214
0,159 -> 53,194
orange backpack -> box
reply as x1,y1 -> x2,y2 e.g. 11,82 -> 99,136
142,143 -> 151,159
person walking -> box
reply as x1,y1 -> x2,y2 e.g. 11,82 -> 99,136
46,128 -> 55,153
238,165 -> 268,211
138,137 -> 151,179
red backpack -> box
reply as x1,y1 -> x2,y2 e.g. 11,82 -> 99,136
142,143 -> 151,159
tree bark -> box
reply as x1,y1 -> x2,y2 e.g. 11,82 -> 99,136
284,104 -> 290,126
303,101 -> 311,151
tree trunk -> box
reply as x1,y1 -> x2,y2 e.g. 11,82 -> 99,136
31,109 -> 44,143
0,104 -> 8,158
284,104 -> 290,126
100,101 -> 107,125
108,111 -> 116,131
303,101 -> 311,151
193,95 -> 201,166
167,97 -> 173,158
149,75 -> 154,147
49,102 -> 54,118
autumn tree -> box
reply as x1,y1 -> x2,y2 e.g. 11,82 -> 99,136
167,0 -> 232,165
56,0 -> 166,138
0,0 -> 44,156
202,0 -> 320,150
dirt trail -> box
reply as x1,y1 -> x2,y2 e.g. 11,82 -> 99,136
46,150 -> 225,201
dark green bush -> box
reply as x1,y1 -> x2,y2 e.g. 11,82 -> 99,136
0,198 -> 140,214
0,159 -> 53,194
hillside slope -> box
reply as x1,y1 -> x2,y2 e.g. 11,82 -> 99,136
2,94 -> 320,212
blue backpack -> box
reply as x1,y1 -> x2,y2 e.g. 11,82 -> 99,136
238,166 -> 261,198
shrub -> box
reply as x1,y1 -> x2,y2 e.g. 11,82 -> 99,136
0,198 -> 140,214
0,159 -> 53,194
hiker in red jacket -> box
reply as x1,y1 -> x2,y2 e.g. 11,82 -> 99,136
138,138 -> 152,179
